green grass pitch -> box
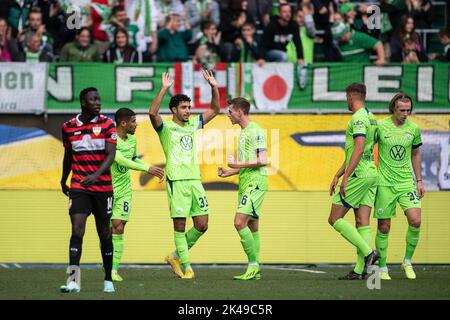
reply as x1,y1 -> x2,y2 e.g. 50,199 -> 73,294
1,265 -> 450,300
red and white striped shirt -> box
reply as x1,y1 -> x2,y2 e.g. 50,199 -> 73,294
62,114 -> 117,194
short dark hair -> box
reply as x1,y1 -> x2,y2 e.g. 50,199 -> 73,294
76,26 -> 91,37
112,5 -> 125,16
228,97 -> 250,115
169,94 -> 191,113
279,3 -> 291,12
115,108 -> 136,123
346,83 -> 366,98
79,87 -> 98,103
389,93 -> 413,114
29,7 -> 42,15
201,20 -> 216,32
438,28 -> 450,39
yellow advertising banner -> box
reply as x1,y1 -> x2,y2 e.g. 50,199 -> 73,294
1,114 -> 449,191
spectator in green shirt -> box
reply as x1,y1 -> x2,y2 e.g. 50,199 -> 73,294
59,27 -> 101,62
157,14 -> 192,62
331,21 -> 385,65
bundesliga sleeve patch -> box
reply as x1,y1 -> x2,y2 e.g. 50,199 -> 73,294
111,133 -> 118,140
354,120 -> 364,130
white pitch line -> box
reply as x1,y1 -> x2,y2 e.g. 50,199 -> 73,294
266,267 -> 326,274
1,264 -> 9,268
13,264 -> 22,268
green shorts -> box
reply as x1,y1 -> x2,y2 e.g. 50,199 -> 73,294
166,179 -> 209,218
237,184 -> 267,220
111,195 -> 132,222
374,185 -> 421,219
332,176 -> 377,209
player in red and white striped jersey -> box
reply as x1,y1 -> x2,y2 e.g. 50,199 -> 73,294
60,87 -> 117,293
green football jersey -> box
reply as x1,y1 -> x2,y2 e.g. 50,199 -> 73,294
344,107 -> 378,178
377,117 -> 422,188
157,115 -> 202,181
111,134 -> 149,198
238,121 -> 268,192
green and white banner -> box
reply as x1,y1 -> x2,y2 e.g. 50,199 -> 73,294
1,62 -> 449,114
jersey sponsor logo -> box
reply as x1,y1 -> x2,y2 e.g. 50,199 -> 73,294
92,126 -> 102,136
180,135 -> 193,151
390,145 -> 406,161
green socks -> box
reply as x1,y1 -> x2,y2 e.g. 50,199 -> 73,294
112,234 -> 123,272
353,226 -> 372,274
333,219 -> 372,257
405,226 -> 420,261
185,227 -> 204,250
375,231 -> 389,268
174,231 -> 190,268
252,231 -> 260,262
238,227 -> 257,263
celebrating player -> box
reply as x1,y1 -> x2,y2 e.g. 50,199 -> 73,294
110,108 -> 165,282
149,71 -> 219,279
328,83 -> 380,280
218,97 -> 268,280
60,87 -> 117,293
374,93 -> 424,280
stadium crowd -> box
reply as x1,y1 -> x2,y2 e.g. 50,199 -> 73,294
0,0 -> 448,65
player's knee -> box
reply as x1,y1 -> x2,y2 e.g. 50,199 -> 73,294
378,223 -> 390,234
378,220 -> 391,233
72,227 -> 85,239
197,223 -> 208,233
112,224 -> 125,234
234,221 -> 246,230
409,219 -> 421,228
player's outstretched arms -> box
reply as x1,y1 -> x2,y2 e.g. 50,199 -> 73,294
60,147 -> 72,196
201,69 -> 220,126
80,142 -> 116,187
218,167 -> 239,178
149,72 -> 173,130
148,166 -> 165,183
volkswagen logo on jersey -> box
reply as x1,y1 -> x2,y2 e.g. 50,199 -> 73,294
180,135 -> 193,151
390,145 -> 406,161
92,126 -> 101,136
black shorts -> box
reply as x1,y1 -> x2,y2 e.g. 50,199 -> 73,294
69,191 -> 113,219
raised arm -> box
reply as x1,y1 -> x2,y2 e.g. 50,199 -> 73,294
149,72 -> 174,130
201,69 -> 220,125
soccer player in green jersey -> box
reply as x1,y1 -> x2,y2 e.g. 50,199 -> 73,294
110,108 -> 165,282
218,97 -> 268,281
149,71 -> 220,279
328,83 -> 380,280
374,93 -> 424,280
